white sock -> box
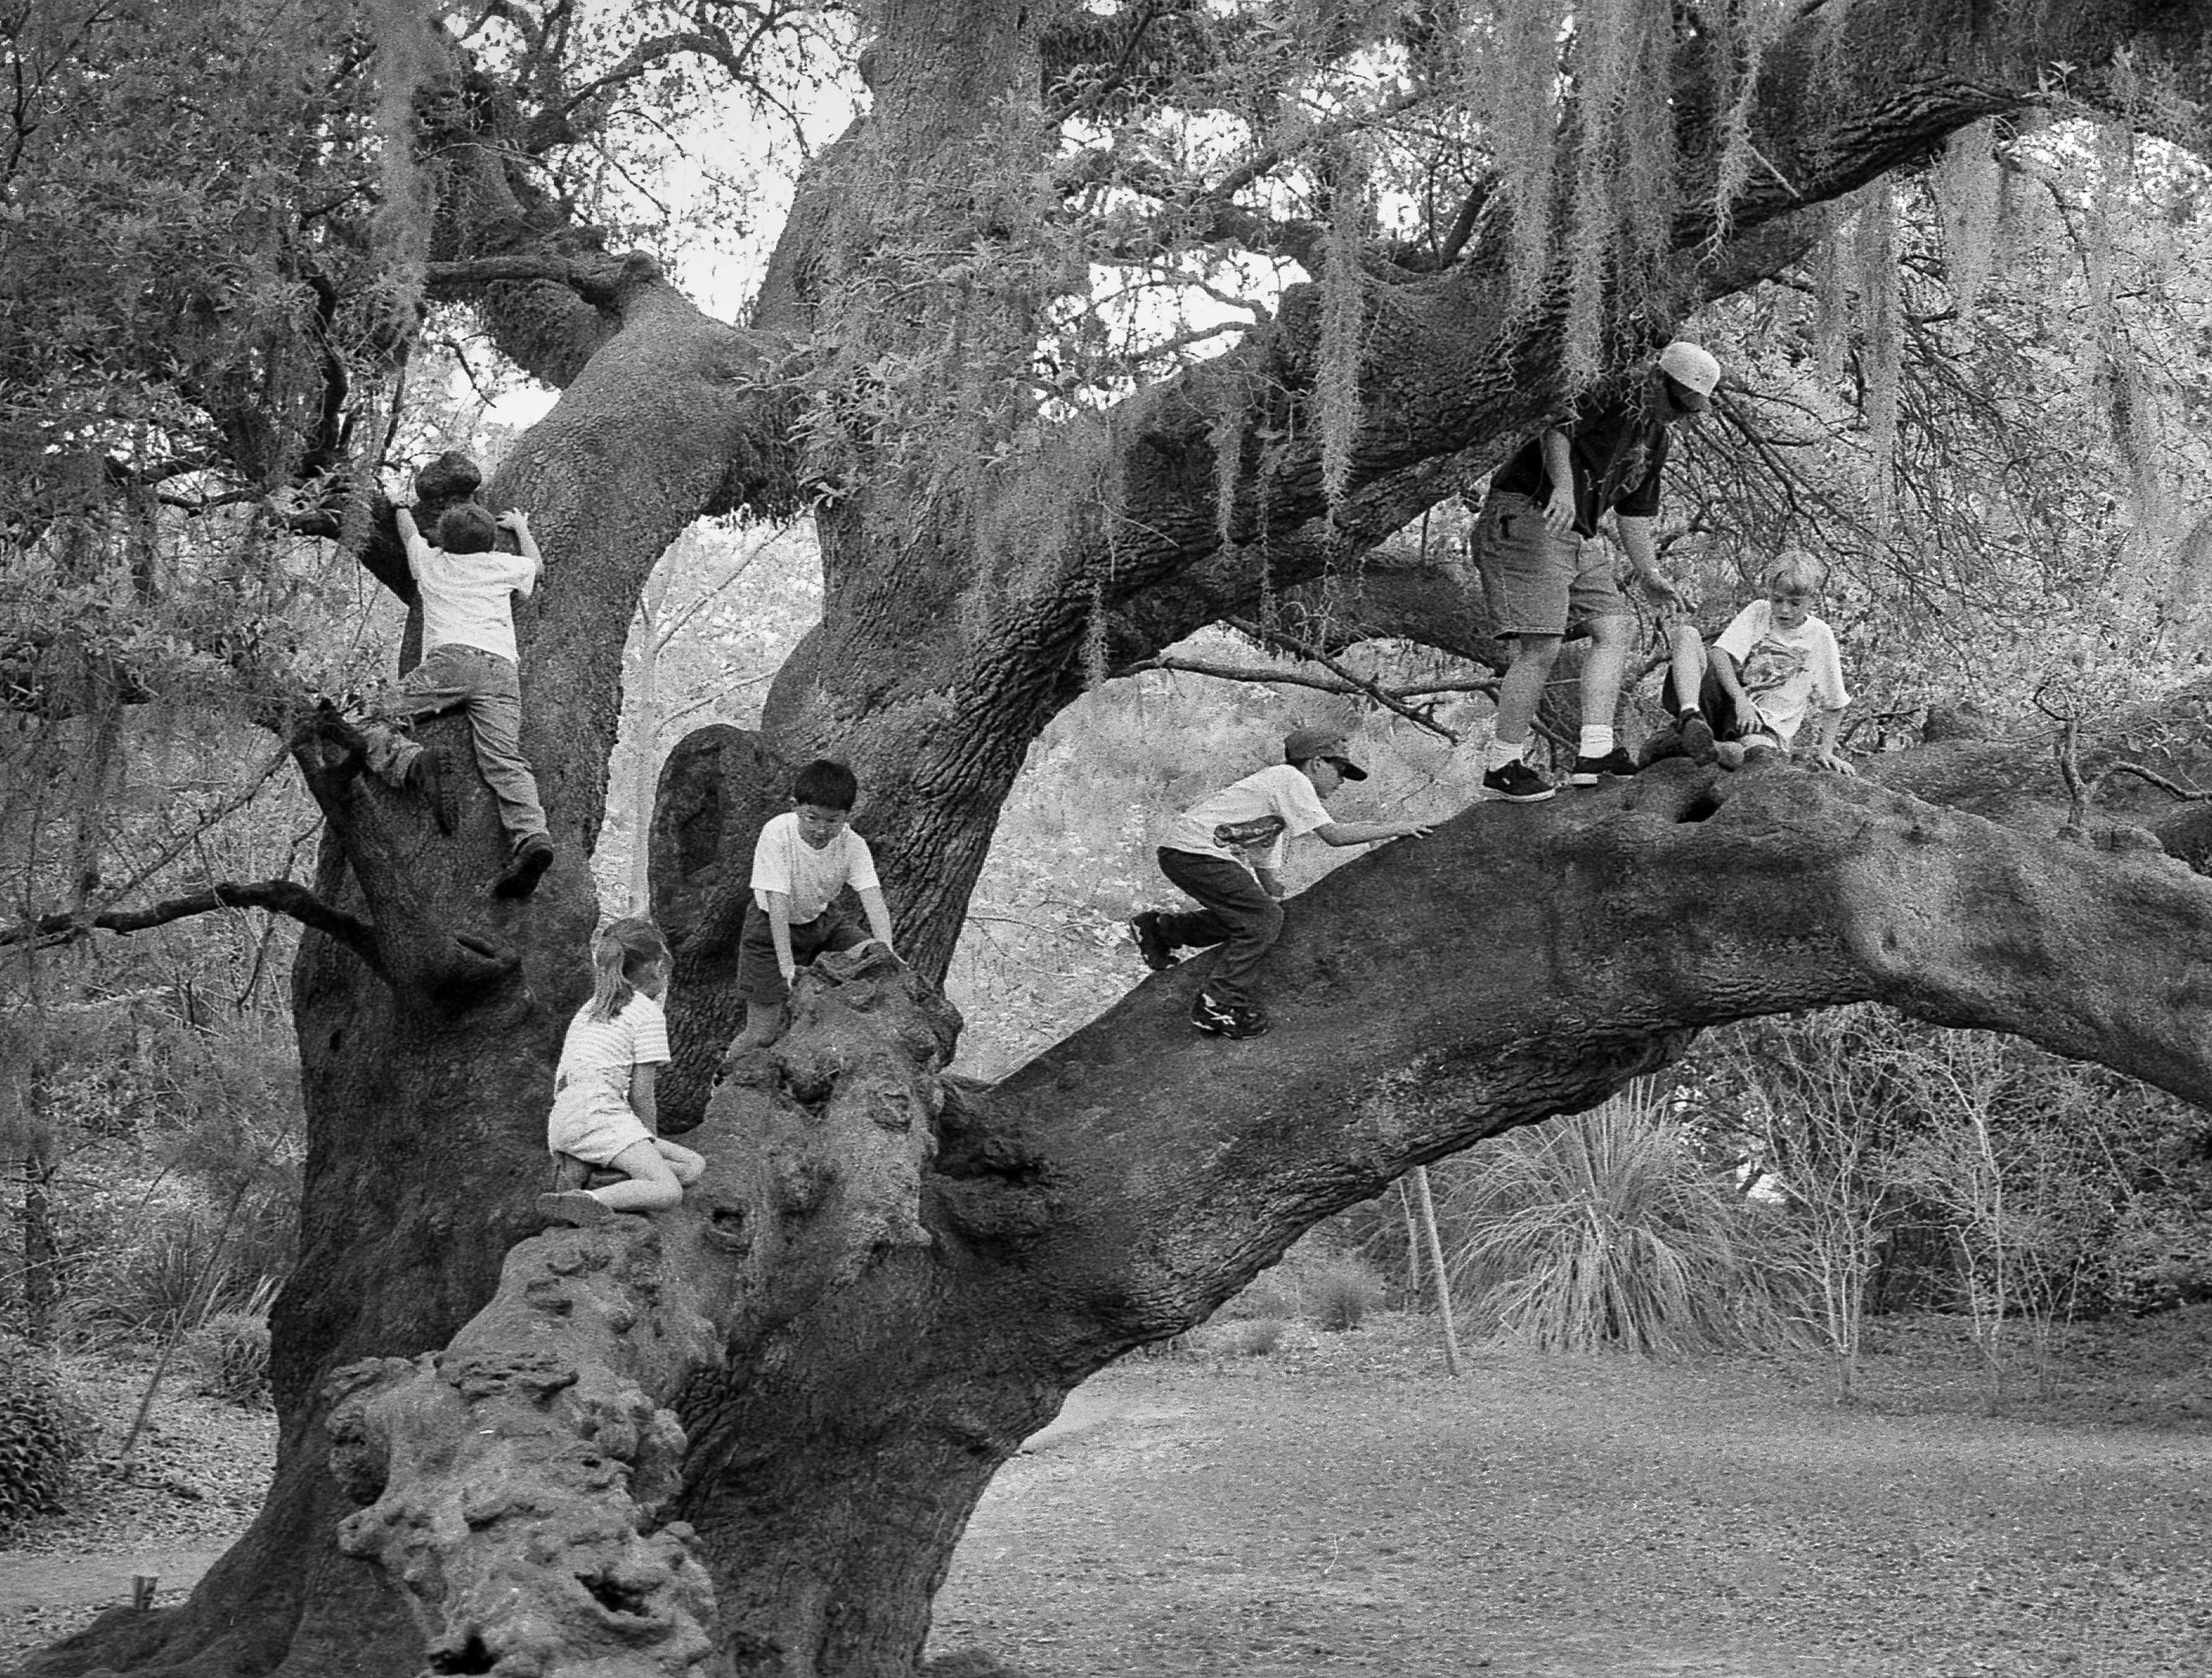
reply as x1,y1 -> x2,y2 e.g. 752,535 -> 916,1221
1486,736 -> 1527,771
1578,725 -> 1615,759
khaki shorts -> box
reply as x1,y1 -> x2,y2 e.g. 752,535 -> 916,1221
1473,491 -> 1632,638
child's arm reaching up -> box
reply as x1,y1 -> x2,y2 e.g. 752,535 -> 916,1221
856,885 -> 897,955
393,507 -> 431,580
497,510 -> 541,595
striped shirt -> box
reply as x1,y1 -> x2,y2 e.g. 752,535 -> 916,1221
552,992 -> 671,1113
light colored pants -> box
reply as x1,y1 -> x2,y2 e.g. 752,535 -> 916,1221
358,643 -> 548,844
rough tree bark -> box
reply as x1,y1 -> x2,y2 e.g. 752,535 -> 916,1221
16,2 -> 2212,1676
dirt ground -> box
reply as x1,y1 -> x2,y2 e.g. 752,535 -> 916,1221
926,1312 -> 2212,1678
4,1313 -> 2208,1676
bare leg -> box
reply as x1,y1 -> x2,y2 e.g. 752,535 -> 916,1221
1491,633 -> 1563,750
590,1137 -> 685,1213
655,1139 -> 707,1186
1666,620 -> 1708,715
1667,621 -> 1717,762
1578,612 -> 1634,732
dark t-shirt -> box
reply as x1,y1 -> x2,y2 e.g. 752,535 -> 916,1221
1491,390 -> 1671,538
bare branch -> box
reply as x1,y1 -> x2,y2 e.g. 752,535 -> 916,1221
1126,653 -> 1497,710
1219,616 -> 1459,741
2104,762 -> 2212,804
1,879 -> 383,974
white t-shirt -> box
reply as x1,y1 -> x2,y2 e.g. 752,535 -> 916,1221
1163,763 -> 1333,872
1716,601 -> 1851,747
549,992 -> 670,1129
404,525 -> 539,663
750,812 -> 881,923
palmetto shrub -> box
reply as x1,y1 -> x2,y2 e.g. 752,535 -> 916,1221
1440,1087 -> 1808,1355
0,1345 -> 90,1535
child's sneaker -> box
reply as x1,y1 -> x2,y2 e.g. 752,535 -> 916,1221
536,1189 -> 615,1226
403,743 -> 458,835
1129,911 -> 1178,971
1678,710 -> 1717,765
494,833 -> 555,900
1479,760 -> 1555,803
1192,992 -> 1270,1038
1569,747 -> 1640,786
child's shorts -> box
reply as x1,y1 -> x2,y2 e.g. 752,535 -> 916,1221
547,1086 -> 652,1166
735,900 -> 872,1007
1474,491 -> 1632,638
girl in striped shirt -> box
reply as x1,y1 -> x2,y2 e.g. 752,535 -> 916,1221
538,918 -> 706,1224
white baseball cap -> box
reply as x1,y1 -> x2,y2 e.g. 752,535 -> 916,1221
1657,340 -> 1721,408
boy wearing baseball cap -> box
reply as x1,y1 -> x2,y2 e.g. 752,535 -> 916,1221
1468,339 -> 1718,802
1130,726 -> 1430,1038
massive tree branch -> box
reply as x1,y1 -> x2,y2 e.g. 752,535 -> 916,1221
332,754 -> 2212,1674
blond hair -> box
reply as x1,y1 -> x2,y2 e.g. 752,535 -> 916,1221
1764,548 -> 1825,594
588,917 -> 669,1023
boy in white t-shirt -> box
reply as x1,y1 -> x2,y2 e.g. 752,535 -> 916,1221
354,492 -> 557,899
1648,549 -> 1855,773
1130,726 -> 1431,1040
725,758 -> 898,1056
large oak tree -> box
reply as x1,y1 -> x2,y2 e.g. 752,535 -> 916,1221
10,3 -> 2212,1674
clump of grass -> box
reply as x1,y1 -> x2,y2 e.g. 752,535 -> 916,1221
1236,1317 -> 1286,1357
187,1306 -> 273,1407
1310,1258 -> 1383,1331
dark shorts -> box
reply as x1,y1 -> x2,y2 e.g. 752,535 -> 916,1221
734,900 -> 869,1007
1661,666 -> 1786,749
1473,491 -> 1632,638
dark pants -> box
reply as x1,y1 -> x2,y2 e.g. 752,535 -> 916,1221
735,900 -> 868,1007
1154,848 -> 1284,1008
1661,666 -> 1752,739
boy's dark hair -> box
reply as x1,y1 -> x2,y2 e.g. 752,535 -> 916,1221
792,758 -> 859,811
435,503 -> 500,555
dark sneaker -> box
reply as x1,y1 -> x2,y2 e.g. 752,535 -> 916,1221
1569,747 -> 1640,786
1479,760 -> 1556,803
404,743 -> 458,834
1193,992 -> 1270,1038
1678,710 -> 1717,765
493,832 -> 556,900
536,1189 -> 614,1226
1130,911 -> 1178,971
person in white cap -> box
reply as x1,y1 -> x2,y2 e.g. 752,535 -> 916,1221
1129,726 -> 1430,1039
1468,339 -> 1720,803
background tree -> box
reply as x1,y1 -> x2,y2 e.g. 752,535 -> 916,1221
6,3 -> 2212,1675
